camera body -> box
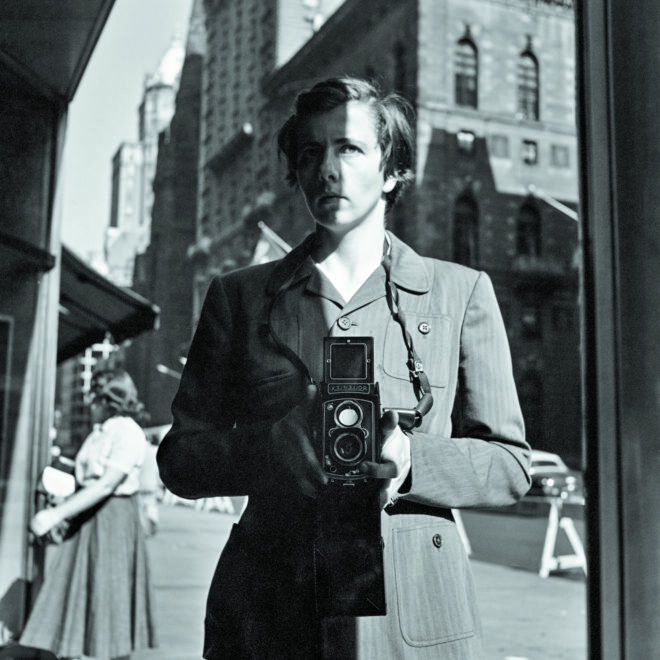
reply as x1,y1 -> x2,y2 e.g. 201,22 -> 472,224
314,337 -> 386,617
320,336 -> 381,484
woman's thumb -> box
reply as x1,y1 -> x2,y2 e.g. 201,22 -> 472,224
380,409 -> 400,436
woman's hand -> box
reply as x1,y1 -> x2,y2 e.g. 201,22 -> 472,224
268,384 -> 328,498
360,410 -> 411,508
29,507 -> 64,537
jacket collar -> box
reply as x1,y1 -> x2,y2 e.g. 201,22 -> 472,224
265,232 -> 316,295
384,231 -> 432,294
264,230 -> 431,296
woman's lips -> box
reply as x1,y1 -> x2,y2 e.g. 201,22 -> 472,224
318,193 -> 342,204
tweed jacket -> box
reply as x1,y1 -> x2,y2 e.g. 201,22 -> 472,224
158,232 -> 531,659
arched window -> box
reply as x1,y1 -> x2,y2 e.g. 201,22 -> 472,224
518,50 -> 539,120
453,193 -> 479,266
516,199 -> 542,257
455,38 -> 478,108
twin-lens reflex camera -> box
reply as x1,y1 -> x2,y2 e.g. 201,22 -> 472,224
314,336 -> 386,617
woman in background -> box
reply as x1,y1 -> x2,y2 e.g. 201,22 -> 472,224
20,368 -> 157,660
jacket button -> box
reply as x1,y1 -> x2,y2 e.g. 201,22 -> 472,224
432,533 -> 443,548
337,316 -> 352,330
418,321 -> 431,334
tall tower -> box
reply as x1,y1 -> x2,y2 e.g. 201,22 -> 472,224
138,37 -> 186,252
105,36 -> 185,286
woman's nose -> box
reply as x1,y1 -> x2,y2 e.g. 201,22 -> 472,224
318,149 -> 339,182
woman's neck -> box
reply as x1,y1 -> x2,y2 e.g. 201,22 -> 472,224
312,223 -> 386,301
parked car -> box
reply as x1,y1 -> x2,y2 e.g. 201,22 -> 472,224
527,450 -> 582,500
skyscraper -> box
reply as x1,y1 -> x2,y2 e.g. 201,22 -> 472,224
105,35 -> 185,286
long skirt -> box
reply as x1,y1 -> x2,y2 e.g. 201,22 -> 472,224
20,495 -> 158,659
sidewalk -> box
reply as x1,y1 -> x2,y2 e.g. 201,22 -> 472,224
134,503 -> 586,660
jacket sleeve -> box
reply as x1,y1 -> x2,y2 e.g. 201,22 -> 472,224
402,271 -> 531,509
157,276 -> 273,499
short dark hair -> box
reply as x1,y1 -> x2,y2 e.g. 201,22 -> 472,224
277,77 -> 415,212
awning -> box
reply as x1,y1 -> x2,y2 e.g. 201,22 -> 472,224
58,245 -> 160,363
0,0 -> 115,103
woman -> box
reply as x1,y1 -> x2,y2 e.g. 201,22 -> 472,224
158,77 -> 530,658
20,369 -> 157,660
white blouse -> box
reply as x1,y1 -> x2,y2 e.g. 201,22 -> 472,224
75,416 -> 146,496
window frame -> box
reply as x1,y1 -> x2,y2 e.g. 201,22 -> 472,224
517,50 -> 540,120
455,37 -> 478,109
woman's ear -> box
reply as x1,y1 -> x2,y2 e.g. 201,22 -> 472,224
383,176 -> 397,193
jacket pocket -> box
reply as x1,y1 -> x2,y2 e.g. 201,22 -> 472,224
383,313 -> 451,388
392,521 -> 475,646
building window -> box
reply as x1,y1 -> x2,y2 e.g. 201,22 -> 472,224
517,50 -> 539,120
490,135 -> 510,158
453,193 -> 479,267
551,144 -> 570,168
523,139 -> 538,165
517,200 -> 542,256
457,130 -> 476,155
455,37 -> 478,108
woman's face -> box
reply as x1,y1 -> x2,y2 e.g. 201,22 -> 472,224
90,395 -> 114,423
295,100 -> 395,236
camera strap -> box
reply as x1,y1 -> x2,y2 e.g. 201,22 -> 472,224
381,251 -> 434,429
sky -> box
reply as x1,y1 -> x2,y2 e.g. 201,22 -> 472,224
61,0 -> 194,262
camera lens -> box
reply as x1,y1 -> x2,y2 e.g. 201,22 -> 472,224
335,401 -> 363,427
333,432 -> 365,464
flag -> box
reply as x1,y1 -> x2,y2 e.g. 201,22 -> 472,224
250,221 -> 292,265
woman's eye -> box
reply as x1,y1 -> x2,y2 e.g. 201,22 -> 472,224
340,144 -> 360,154
300,146 -> 320,159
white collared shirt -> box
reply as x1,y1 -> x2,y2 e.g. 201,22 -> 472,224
75,416 -> 146,495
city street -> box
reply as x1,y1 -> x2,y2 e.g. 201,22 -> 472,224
133,501 -> 586,660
